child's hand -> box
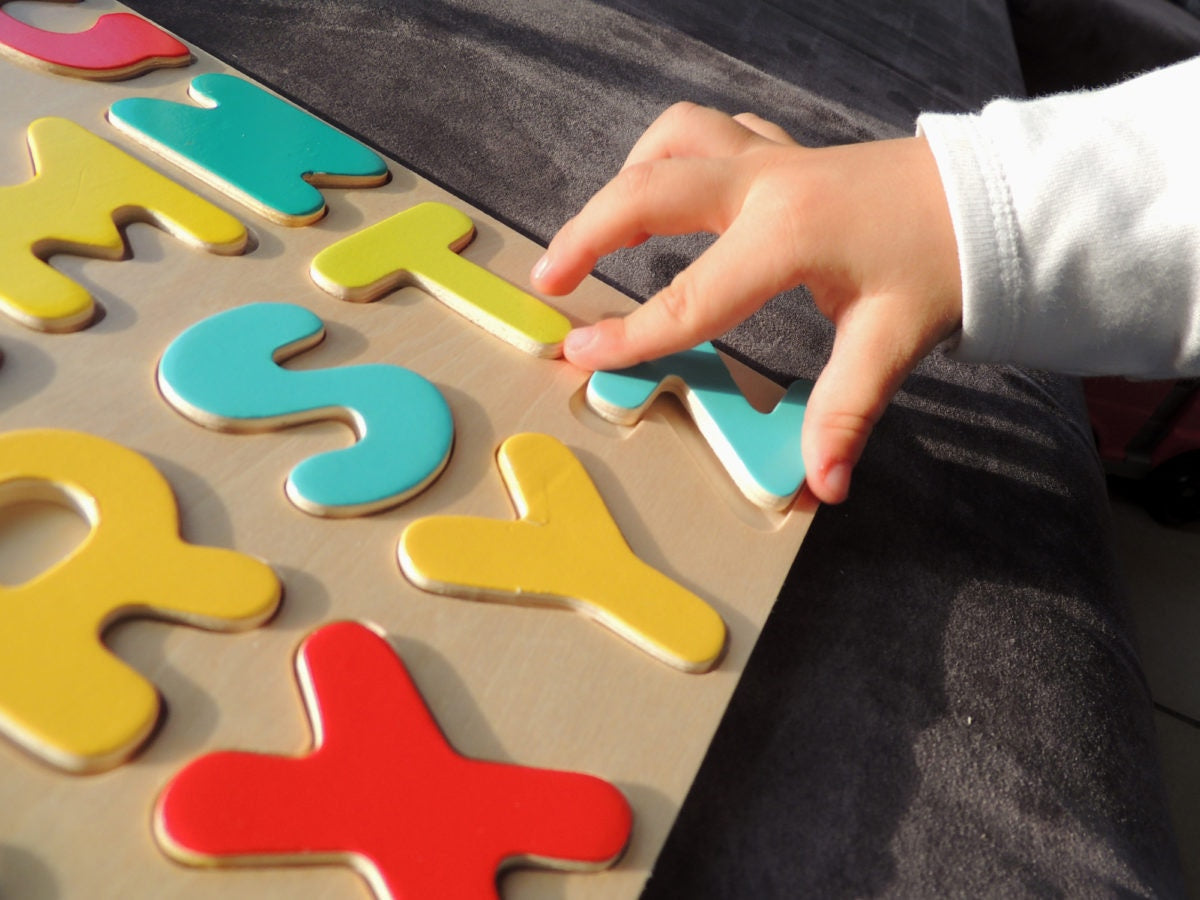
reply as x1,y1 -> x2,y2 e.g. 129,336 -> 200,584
531,102 -> 962,504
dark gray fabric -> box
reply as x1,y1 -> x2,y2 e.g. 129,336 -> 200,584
1007,0 -> 1200,95
646,359 -> 1178,897
604,0 -> 1024,120
122,0 -> 1185,894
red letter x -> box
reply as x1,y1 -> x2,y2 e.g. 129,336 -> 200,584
154,621 -> 632,897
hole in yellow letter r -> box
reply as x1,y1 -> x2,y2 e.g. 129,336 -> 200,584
0,429 -> 280,773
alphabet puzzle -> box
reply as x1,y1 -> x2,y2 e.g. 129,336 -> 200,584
0,6 -> 813,897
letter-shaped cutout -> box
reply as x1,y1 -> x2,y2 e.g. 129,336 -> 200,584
0,0 -> 190,79
108,73 -> 389,225
311,202 -> 571,357
0,117 -> 247,332
587,342 -> 812,510
157,302 -> 454,517
155,621 -> 632,898
399,433 -> 726,672
0,429 -> 281,773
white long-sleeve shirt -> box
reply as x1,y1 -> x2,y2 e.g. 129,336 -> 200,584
917,55 -> 1200,377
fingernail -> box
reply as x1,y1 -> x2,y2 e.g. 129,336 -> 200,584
564,325 -> 597,357
822,461 -> 852,503
531,253 -> 551,283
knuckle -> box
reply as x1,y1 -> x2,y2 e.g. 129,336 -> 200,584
818,408 -> 878,443
655,275 -> 700,330
616,161 -> 656,201
659,100 -> 724,139
732,111 -> 767,133
663,100 -> 703,126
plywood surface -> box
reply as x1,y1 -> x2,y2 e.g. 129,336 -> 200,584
0,2 -> 815,896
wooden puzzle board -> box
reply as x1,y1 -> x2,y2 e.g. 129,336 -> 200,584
0,2 -> 815,896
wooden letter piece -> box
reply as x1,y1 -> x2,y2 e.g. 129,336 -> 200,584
399,433 -> 728,673
0,116 -> 247,332
157,302 -> 454,517
155,621 -> 633,899
311,202 -> 571,357
0,429 -> 281,774
108,73 -> 389,225
0,0 -> 190,80
587,342 -> 812,510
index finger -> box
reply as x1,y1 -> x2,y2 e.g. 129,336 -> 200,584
563,207 -> 802,370
532,155 -> 744,296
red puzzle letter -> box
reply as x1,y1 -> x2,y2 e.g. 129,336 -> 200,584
0,2 -> 189,80
155,621 -> 632,897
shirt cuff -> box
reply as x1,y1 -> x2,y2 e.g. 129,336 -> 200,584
917,110 -> 1025,366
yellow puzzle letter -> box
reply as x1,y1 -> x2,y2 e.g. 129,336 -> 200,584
310,201 -> 570,357
0,429 -> 281,773
0,117 -> 247,332
398,433 -> 727,672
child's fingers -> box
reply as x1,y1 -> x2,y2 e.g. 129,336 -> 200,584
533,104 -> 798,296
800,298 -> 935,504
621,102 -> 765,171
532,156 -> 744,295
562,212 -> 797,370
731,112 -> 799,147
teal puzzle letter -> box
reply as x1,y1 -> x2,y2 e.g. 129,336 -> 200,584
157,302 -> 454,516
108,74 -> 388,225
586,342 -> 811,510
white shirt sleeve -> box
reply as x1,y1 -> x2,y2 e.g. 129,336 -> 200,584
916,55 -> 1200,377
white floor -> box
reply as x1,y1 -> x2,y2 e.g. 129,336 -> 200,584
1110,492 -> 1200,895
